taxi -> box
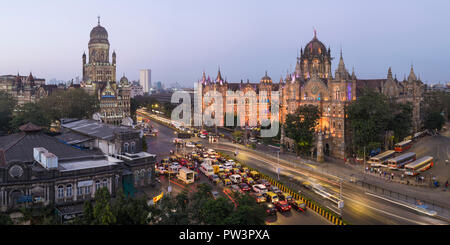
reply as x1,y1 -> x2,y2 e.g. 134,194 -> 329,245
232,168 -> 241,174
249,171 -> 260,180
240,172 -> 248,179
290,200 -> 307,212
265,192 -> 279,203
234,163 -> 242,169
218,172 -> 227,179
224,169 -> 231,177
279,192 -> 293,203
255,193 -> 266,203
242,167 -> 249,173
245,177 -> 255,185
223,178 -> 232,186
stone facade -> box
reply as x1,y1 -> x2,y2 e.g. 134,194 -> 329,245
0,73 -> 53,106
80,18 -> 131,125
198,32 -> 424,160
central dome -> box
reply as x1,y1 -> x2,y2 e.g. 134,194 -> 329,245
304,35 -> 327,57
89,21 -> 109,45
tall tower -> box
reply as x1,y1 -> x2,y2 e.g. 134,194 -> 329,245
140,69 -> 151,93
299,31 -> 332,80
82,16 -> 116,93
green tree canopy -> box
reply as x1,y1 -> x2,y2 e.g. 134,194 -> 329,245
284,104 -> 321,155
0,91 -> 17,133
10,103 -> 52,131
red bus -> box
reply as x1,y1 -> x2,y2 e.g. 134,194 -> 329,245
386,152 -> 416,170
394,140 -> 412,153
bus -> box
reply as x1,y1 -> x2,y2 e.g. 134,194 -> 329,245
368,150 -> 396,167
386,152 -> 416,169
404,156 -> 434,176
394,140 -> 412,153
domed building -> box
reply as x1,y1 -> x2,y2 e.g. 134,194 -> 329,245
298,31 -> 332,80
80,17 -> 130,125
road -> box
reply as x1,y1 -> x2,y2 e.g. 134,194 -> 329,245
140,110 -> 448,225
142,114 -> 330,225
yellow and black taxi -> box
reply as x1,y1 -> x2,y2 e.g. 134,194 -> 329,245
279,192 -> 293,202
249,170 -> 260,180
290,200 -> 307,212
223,178 -> 232,186
244,177 -> 255,185
265,192 -> 279,203
275,201 -> 292,212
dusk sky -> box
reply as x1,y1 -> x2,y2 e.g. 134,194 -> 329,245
1,0 -> 449,86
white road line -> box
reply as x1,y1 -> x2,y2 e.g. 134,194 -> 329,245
340,193 -> 428,225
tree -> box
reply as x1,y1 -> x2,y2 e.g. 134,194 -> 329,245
386,101 -> 413,142
284,105 -> 321,155
130,97 -> 139,120
92,187 -> 116,225
0,91 -> 17,133
424,110 -> 445,131
112,189 -> 150,225
224,194 -> 265,225
422,90 -> 448,131
0,213 -> 13,225
82,200 -> 94,225
199,197 -> 234,225
10,103 -> 52,131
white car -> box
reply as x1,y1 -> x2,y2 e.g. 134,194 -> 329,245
186,142 -> 196,148
252,184 -> 267,193
199,134 -> 207,139
223,162 -> 233,170
207,149 -> 216,154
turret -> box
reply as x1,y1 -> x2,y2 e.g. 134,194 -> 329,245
112,50 -> 116,65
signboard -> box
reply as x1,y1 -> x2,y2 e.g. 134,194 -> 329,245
153,192 -> 164,203
78,180 -> 93,187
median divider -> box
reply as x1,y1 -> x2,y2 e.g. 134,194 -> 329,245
218,152 -> 349,225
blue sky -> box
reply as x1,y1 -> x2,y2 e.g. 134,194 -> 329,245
0,0 -> 449,86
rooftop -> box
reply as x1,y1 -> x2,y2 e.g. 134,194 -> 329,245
61,119 -> 138,140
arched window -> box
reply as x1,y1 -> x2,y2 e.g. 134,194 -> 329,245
66,184 -> 72,197
131,142 -> 136,153
95,180 -> 101,191
139,169 -> 146,178
102,179 -> 108,188
57,185 -> 64,199
77,185 -> 83,196
124,143 -> 129,153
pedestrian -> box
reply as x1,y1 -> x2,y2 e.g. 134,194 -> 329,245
445,180 -> 448,189
407,180 -> 410,185
401,174 -> 404,181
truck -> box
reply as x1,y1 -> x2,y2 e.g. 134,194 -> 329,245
177,167 -> 195,184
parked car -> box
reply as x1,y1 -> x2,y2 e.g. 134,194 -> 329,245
275,201 -> 291,212
269,186 -> 282,194
279,192 -> 293,202
186,142 -> 196,148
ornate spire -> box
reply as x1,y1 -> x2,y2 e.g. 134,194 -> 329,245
216,66 -> 223,83
408,65 -> 417,81
97,15 -> 100,26
387,67 -> 393,80
351,66 -> 356,80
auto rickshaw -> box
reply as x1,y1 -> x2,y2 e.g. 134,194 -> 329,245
223,178 -> 232,186
242,167 -> 249,173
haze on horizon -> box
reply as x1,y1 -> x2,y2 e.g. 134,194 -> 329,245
0,0 -> 449,86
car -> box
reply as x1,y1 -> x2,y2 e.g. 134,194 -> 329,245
269,186 -> 282,194
186,142 -> 196,148
263,203 -> 277,216
255,193 -> 267,203
275,201 -> 291,212
279,192 -> 293,202
223,162 -> 233,170
252,184 -> 268,193
223,178 -> 232,186
290,200 -> 307,212
302,181 -> 312,189
199,134 -> 207,139
196,143 -> 203,148
239,183 -> 251,192
209,174 -> 220,184
257,179 -> 271,187
249,138 -> 258,143
265,192 -> 279,203
244,177 -> 255,185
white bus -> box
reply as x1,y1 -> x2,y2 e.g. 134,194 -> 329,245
405,156 -> 434,176
368,150 -> 396,167
386,152 -> 416,170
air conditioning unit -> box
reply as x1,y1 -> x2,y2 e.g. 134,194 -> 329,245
33,147 -> 48,163
41,152 -> 58,169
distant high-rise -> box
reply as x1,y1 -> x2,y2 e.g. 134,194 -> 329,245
140,69 -> 151,93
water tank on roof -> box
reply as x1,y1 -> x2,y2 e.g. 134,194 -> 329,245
33,147 -> 48,163
41,152 -> 58,169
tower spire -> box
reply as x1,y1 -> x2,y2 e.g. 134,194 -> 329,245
97,15 -> 100,26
